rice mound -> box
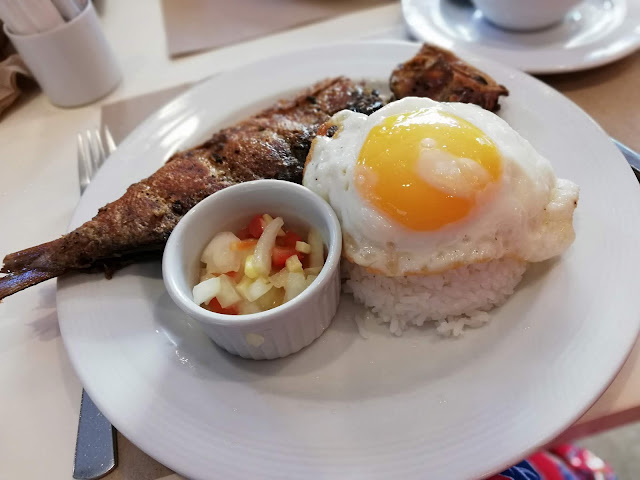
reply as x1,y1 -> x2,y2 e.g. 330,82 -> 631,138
344,257 -> 527,336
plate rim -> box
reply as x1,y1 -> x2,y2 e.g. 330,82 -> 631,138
57,40 -> 640,479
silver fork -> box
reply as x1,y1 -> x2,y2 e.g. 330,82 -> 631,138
73,126 -> 118,480
77,127 -> 116,194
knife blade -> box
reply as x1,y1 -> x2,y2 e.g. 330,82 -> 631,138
73,390 -> 117,480
613,138 -> 640,181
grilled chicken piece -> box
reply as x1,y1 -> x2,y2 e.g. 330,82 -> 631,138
0,77 -> 383,300
390,44 -> 508,111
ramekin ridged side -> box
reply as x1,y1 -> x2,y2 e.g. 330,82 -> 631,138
163,179 -> 342,360
200,268 -> 340,359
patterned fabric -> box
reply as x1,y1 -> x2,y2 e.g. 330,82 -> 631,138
549,445 -> 617,480
487,446 -> 617,480
492,460 -> 542,479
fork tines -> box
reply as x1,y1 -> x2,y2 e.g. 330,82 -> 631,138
77,126 -> 116,194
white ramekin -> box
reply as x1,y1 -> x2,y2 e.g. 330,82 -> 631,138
162,180 -> 342,360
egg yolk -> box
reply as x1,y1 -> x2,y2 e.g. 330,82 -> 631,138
356,108 -> 502,231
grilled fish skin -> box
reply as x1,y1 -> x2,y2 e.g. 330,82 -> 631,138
0,77 -> 383,300
390,44 -> 508,111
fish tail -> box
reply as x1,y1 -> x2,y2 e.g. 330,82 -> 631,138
0,269 -> 60,301
1,239 -> 62,273
1,239 -> 66,300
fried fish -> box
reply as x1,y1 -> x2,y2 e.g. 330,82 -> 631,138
0,44 -> 508,301
0,77 -> 383,299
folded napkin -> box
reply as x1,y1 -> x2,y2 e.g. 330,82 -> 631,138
0,27 -> 32,116
161,0 -> 394,57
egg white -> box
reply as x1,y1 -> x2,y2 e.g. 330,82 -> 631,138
303,97 -> 579,276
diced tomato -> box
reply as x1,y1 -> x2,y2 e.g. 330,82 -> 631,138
276,231 -> 302,248
208,297 -> 238,315
272,246 -> 302,268
230,239 -> 258,251
236,227 -> 252,240
248,214 -> 266,239
224,270 -> 240,281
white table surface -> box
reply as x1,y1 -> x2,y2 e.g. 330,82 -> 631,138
1,1 -> 638,479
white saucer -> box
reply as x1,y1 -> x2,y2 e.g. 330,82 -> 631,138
402,0 -> 640,73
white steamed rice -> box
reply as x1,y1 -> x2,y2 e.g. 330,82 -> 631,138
344,257 -> 527,337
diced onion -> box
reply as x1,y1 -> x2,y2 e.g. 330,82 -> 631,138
304,267 -> 322,275
235,276 -> 253,300
295,241 -> 311,254
239,301 -> 261,315
192,277 -> 220,306
201,231 -> 242,273
262,213 -> 285,236
247,277 -> 273,302
308,228 -> 324,269
253,216 -> 284,276
268,268 -> 289,288
217,274 -> 241,308
305,274 -> 318,288
236,276 -> 273,302
284,272 -> 306,301
285,255 -> 303,273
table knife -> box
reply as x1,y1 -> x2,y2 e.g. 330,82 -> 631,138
73,390 -> 117,479
613,138 -> 640,181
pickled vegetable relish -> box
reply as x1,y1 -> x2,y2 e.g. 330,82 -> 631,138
192,214 -> 325,314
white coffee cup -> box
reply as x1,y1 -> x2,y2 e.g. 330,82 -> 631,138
472,0 -> 582,31
4,1 -> 121,107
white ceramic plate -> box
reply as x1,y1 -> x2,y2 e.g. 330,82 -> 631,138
57,42 -> 640,479
402,0 -> 640,73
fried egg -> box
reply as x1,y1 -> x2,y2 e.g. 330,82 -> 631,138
303,97 -> 579,276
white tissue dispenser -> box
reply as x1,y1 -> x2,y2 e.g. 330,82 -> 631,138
4,1 -> 121,107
